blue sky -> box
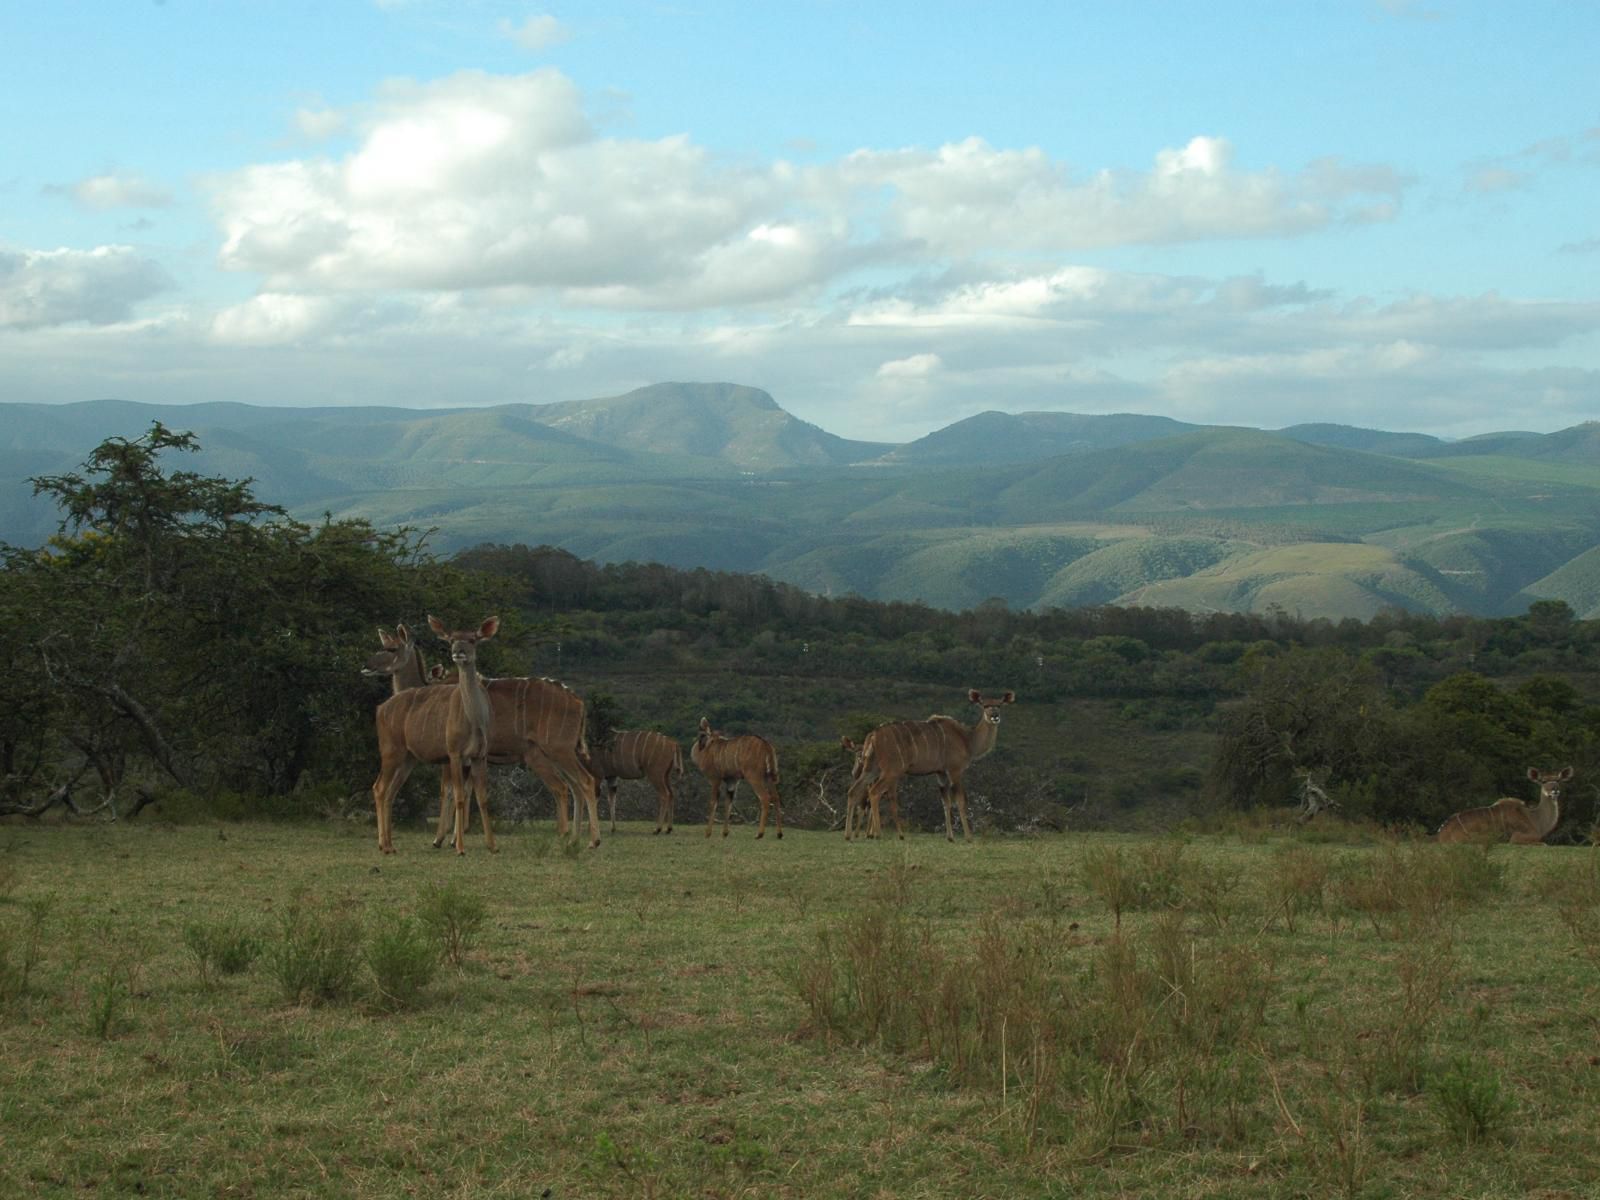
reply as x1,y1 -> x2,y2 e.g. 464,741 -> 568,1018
3,1 -> 1597,441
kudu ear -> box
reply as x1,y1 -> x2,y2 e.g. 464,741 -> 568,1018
395,623 -> 409,641
1528,767 -> 1543,782
378,627 -> 397,649
967,688 -> 981,704
1002,691 -> 1016,704
479,615 -> 500,640
840,736 -> 855,752
699,717 -> 711,732
1559,765 -> 1575,781
427,614 -> 448,638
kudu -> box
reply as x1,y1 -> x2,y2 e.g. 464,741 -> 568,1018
587,730 -> 684,835
845,689 -> 1015,842
366,620 -> 602,852
1436,766 -> 1574,844
690,717 -> 782,839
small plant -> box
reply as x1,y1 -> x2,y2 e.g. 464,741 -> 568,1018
87,963 -> 127,1039
1082,844 -> 1136,928
183,919 -> 263,988
366,917 -> 440,1010
267,893 -> 363,1005
1267,845 -> 1330,933
0,892 -> 54,1000
1430,1056 -> 1514,1144
416,880 -> 488,966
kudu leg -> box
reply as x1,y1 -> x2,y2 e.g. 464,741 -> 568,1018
372,757 -> 416,855
705,782 -> 719,837
431,774 -> 455,849
606,779 -> 618,835
722,781 -> 735,838
472,759 -> 496,853
952,776 -> 973,842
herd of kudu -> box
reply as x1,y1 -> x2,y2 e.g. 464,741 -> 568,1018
364,615 -> 1574,854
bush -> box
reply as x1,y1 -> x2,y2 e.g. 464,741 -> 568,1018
267,893 -> 363,1005
416,880 -> 489,966
366,918 -> 440,1010
183,918 -> 264,988
1430,1056 -> 1514,1144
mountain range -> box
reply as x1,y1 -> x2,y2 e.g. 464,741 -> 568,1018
2,383 -> 1597,621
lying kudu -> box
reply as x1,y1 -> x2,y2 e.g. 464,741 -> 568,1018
1436,766 -> 1574,844
587,730 -> 684,835
690,717 -> 782,839
846,689 -> 1015,842
364,622 -> 600,852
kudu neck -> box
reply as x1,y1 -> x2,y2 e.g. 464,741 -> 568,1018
967,713 -> 1000,758
1533,786 -> 1561,836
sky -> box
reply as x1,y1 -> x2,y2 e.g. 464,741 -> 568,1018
3,1 -> 1598,444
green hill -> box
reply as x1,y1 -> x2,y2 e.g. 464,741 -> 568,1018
3,394 -> 1595,620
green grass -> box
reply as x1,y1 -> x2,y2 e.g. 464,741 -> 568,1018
3,819 -> 1599,1197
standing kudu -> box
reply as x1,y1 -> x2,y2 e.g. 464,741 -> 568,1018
846,689 -> 1015,843
588,730 -> 684,835
433,615 -> 498,855
367,619 -> 602,853
1436,766 -> 1574,844
690,717 -> 782,839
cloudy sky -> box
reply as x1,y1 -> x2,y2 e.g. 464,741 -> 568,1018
4,1 -> 1598,442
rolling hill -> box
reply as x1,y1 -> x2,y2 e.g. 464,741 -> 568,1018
2,387 -> 1595,621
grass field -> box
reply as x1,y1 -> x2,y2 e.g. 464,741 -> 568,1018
4,817 -> 1600,1198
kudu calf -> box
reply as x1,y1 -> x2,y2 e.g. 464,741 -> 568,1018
588,730 -> 684,835
845,689 -> 1015,842
690,717 -> 782,839
1436,766 -> 1574,844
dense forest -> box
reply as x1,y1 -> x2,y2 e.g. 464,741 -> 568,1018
3,426 -> 1597,837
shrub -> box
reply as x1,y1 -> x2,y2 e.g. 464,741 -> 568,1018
183,919 -> 264,988
1430,1056 -> 1514,1144
267,893 -> 363,1005
416,880 -> 488,966
366,918 -> 440,1010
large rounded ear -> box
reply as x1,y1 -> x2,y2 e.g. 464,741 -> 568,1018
479,615 -> 500,640
1528,767 -> 1542,782
840,736 -> 855,752
378,627 -> 397,648
699,717 -> 711,732
967,688 -> 981,704
395,623 -> 409,641
1002,691 -> 1016,704
1559,766 -> 1575,780
427,615 -> 448,638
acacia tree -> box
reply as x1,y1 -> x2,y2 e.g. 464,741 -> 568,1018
3,424 -> 463,814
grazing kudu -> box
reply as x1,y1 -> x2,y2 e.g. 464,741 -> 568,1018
366,622 -> 601,852
690,717 -> 782,839
846,689 -> 1015,842
588,730 -> 684,835
1436,766 -> 1574,844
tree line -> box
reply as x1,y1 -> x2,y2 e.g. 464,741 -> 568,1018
2,426 -> 1595,833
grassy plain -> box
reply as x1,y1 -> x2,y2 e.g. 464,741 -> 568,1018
3,818 -> 1600,1199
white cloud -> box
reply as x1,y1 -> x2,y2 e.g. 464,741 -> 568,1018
210,292 -> 340,345
877,352 -> 942,379
0,245 -> 172,329
499,14 -> 572,51
834,135 -> 1407,255
60,172 -> 173,210
294,107 -> 346,141
208,70 -> 1412,314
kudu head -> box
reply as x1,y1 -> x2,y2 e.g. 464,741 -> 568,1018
1530,765 -> 1575,801
428,615 -> 499,674
362,624 -> 416,679
966,688 -> 1016,726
